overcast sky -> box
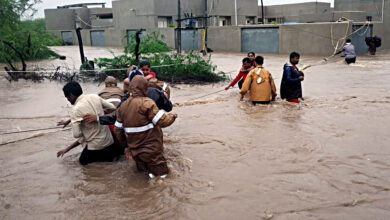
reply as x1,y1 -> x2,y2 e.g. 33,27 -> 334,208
33,0 -> 334,18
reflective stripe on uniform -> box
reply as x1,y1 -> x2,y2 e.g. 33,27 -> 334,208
106,98 -> 122,103
152,110 -> 165,125
124,123 -> 154,133
115,121 -> 123,128
162,83 -> 168,92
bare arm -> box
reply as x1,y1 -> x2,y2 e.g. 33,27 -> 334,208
57,141 -> 80,158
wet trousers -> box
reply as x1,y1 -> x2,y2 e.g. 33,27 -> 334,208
238,79 -> 244,89
345,57 -> 356,64
287,99 -> 300,103
133,152 -> 169,176
252,101 -> 271,105
79,144 -> 122,165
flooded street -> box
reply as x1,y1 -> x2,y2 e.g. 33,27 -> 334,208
1,47 -> 390,219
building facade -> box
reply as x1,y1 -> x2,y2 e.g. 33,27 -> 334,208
45,0 -> 389,53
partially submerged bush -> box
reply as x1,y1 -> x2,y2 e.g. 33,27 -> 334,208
94,31 -> 224,83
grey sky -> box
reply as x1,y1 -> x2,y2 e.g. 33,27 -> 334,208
33,0 -> 334,18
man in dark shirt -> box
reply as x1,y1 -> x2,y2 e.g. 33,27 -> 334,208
280,52 -> 304,103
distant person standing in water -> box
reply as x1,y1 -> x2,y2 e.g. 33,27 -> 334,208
335,39 -> 357,64
247,52 -> 256,67
225,57 -> 254,90
280,52 -> 304,104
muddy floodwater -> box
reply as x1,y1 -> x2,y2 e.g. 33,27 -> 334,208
1,47 -> 390,219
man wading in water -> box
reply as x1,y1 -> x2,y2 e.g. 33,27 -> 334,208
240,56 -> 277,105
280,52 -> 304,103
114,76 -> 177,179
57,82 -> 122,165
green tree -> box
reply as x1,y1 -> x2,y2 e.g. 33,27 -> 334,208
0,0 -> 61,66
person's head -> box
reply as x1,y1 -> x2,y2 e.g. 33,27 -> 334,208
140,61 -> 151,75
130,75 -> 148,98
248,52 -> 255,61
242,57 -> 252,69
63,81 -> 83,105
104,76 -> 117,88
254,56 -> 264,66
289,52 -> 300,65
346,39 -> 352,43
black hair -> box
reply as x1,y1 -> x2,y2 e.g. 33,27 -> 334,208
290,52 -> 300,60
129,69 -> 144,82
254,56 -> 264,65
242,57 -> 252,63
139,60 -> 151,68
346,39 -> 351,43
63,81 -> 83,97
248,52 -> 255,57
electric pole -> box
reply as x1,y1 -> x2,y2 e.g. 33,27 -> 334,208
177,0 -> 182,54
261,0 -> 264,24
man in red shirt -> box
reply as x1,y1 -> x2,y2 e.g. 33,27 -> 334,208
225,57 -> 254,90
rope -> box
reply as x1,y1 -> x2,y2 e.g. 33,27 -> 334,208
0,126 -> 64,135
188,89 -> 225,101
0,64 -> 180,74
0,133 -> 45,146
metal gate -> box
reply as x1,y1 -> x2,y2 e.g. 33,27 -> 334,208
180,29 -> 198,51
241,28 -> 279,54
126,30 -> 147,44
351,25 -> 372,55
61,31 -> 73,45
90,30 -> 106,46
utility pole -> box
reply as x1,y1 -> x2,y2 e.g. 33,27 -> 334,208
234,0 -> 238,26
261,0 -> 264,24
75,27 -> 86,65
177,0 -> 182,54
204,0 -> 208,55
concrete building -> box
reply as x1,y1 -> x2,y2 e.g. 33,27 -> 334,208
260,2 -> 333,24
45,0 -> 389,55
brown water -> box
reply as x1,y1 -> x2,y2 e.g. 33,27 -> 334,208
1,47 -> 390,219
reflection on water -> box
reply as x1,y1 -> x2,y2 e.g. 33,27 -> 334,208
1,48 -> 390,219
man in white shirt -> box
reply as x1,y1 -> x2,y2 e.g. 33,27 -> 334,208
57,82 -> 122,165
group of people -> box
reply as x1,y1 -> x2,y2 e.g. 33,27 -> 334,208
225,51 -> 304,105
335,36 -> 382,64
57,61 -> 177,179
56,37 -> 380,178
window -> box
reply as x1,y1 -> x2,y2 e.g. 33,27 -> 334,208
219,16 -> 231,26
158,16 -> 173,28
246,17 -> 255,25
61,31 -> 73,45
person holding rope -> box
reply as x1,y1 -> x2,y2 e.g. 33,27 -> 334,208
57,82 -> 122,165
240,56 -> 277,105
334,39 -> 357,64
280,52 -> 304,104
114,75 -> 178,179
225,57 -> 254,90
